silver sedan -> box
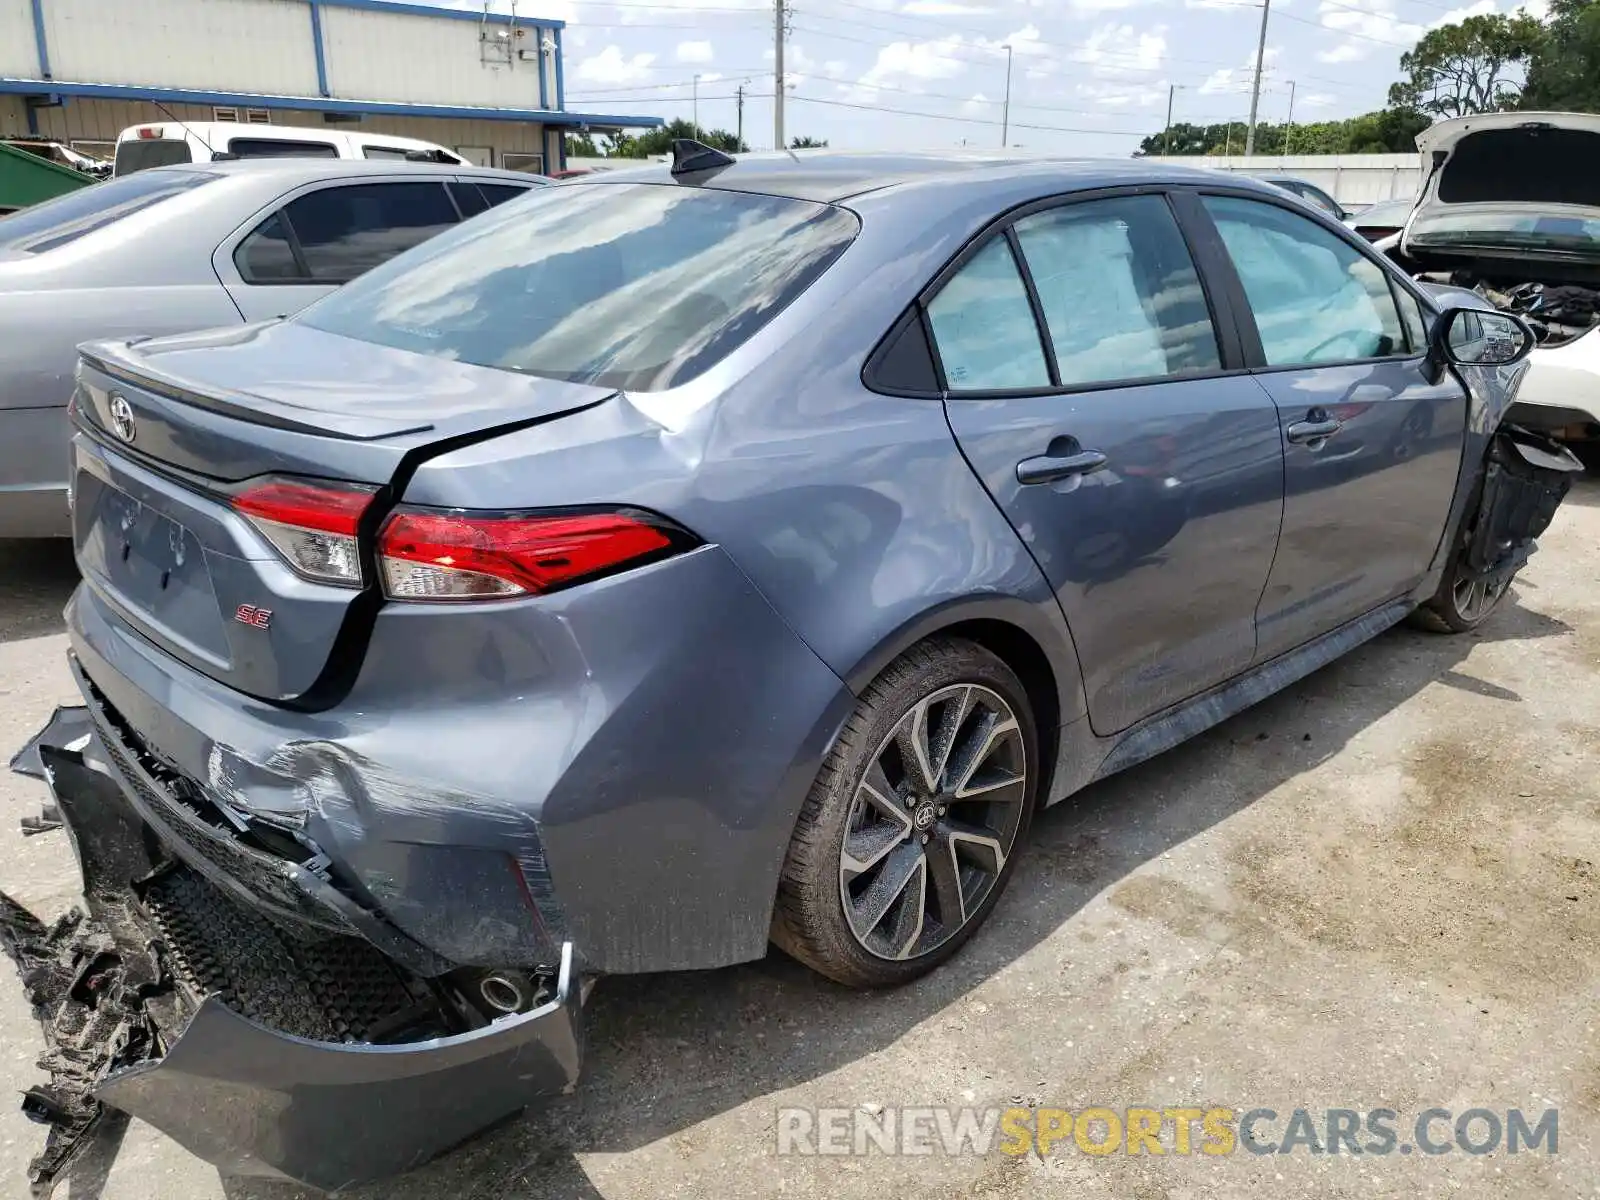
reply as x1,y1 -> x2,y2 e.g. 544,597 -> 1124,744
0,158 -> 541,538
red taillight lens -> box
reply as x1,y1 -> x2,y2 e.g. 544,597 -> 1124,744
233,477 -> 375,586
136,126 -> 160,139
378,508 -> 690,601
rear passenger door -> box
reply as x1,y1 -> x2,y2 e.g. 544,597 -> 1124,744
1193,193 -> 1466,660
216,179 -> 462,322
930,191 -> 1286,735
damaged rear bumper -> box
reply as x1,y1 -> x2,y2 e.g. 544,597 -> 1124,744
2,720 -> 582,1195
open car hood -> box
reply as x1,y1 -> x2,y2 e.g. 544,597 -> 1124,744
1404,112 -> 1600,259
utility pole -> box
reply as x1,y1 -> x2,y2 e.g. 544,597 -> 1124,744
1244,0 -> 1271,156
1283,79 -> 1296,155
736,81 -> 745,148
774,0 -> 786,150
1000,44 -> 1013,148
693,73 -> 701,138
1163,83 -> 1177,157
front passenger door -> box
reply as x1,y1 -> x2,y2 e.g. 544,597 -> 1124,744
1197,194 -> 1467,660
936,193 -> 1286,736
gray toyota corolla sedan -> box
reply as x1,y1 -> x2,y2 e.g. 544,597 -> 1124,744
3,145 -> 1581,1190
0,158 -> 540,538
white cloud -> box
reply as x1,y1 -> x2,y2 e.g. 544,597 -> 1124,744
1317,40 -> 1366,63
961,91 -> 992,115
1199,44 -> 1278,93
858,35 -> 972,87
1301,92 -> 1337,108
902,0 -> 994,12
1073,23 -> 1168,78
574,44 -> 658,84
676,40 -> 714,64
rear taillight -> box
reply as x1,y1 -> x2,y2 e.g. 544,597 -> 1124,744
136,126 -> 161,139
378,507 -> 694,602
233,477 -> 375,586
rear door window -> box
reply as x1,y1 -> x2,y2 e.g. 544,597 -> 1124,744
925,238 -> 1051,391
1011,195 -> 1221,386
300,183 -> 859,391
234,212 -> 303,282
448,181 -> 491,219
477,182 -> 532,208
0,169 -> 215,254
227,137 -> 339,159
113,138 -> 193,175
278,181 -> 460,283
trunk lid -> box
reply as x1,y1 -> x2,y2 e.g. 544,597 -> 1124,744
1405,113 -> 1600,262
72,321 -> 615,703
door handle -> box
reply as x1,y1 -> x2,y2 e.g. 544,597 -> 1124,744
1016,448 -> 1109,485
1285,416 -> 1342,445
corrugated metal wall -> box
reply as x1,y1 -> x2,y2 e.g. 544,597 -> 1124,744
39,0 -> 321,95
318,5 -> 554,110
3,0 -> 561,114
0,1 -> 38,77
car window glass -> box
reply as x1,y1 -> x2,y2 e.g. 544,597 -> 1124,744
299,183 -> 860,392
1394,283 -> 1429,352
113,138 -> 192,175
227,137 -> 339,159
235,211 -> 303,282
1203,195 -> 1405,366
0,169 -> 215,253
477,183 -> 531,208
362,145 -> 412,161
1012,196 -> 1220,386
926,237 -> 1050,391
448,181 -> 490,218
282,181 -> 459,283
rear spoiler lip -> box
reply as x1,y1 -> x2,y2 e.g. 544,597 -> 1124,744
78,340 -> 436,442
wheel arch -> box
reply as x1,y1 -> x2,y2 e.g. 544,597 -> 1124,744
838,596 -> 1085,802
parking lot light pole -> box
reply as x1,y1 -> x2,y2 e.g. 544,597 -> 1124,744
1244,0 -> 1271,155
1001,44 -> 1013,148
693,74 -> 701,137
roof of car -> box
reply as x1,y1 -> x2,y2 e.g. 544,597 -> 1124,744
136,158 -> 541,185
572,150 -> 1248,203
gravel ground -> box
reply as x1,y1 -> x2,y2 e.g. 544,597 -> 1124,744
1,477 -> 1597,1200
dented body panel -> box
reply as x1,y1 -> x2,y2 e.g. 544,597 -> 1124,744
1,736 -> 582,1194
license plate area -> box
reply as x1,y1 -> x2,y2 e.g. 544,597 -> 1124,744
74,470 -> 229,663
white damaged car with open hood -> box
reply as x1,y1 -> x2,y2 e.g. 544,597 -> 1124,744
1384,111 -> 1600,463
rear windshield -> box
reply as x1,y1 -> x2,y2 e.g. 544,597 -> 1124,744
300,182 -> 860,392
114,137 -> 193,175
0,169 -> 215,254
228,137 -> 339,159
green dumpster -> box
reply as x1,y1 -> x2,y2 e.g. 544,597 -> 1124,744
0,139 -> 97,215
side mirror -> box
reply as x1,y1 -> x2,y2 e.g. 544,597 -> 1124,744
1433,305 -> 1534,367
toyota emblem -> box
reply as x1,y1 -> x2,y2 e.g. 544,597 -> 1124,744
108,394 -> 137,444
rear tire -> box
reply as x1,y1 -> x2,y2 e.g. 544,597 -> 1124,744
771,638 -> 1038,989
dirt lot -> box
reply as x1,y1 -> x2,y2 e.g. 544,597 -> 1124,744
1,478 -> 1597,1200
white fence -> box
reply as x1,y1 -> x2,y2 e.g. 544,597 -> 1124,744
1146,154 -> 1422,205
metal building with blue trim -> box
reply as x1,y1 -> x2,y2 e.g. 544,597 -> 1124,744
0,0 -> 662,173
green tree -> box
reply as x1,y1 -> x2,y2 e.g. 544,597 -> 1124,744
564,132 -> 600,158
1522,0 -> 1600,110
790,135 -> 829,148
604,118 -> 750,158
1139,109 -> 1431,157
1387,14 -> 1544,117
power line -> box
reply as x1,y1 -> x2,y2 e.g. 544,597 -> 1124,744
787,93 -> 1144,136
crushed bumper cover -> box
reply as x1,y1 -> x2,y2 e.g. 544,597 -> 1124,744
2,715 -> 582,1196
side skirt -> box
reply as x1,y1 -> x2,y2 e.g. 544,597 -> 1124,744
1043,598 -> 1414,804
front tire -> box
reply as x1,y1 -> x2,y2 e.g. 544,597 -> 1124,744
771,638 -> 1038,988
1410,478 -> 1514,633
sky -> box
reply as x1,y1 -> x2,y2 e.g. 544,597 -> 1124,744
447,0 -> 1546,155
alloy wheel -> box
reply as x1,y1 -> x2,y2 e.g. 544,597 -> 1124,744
837,684 -> 1028,961
1453,569 -> 1509,622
